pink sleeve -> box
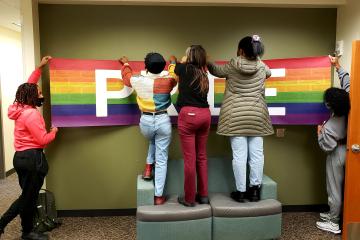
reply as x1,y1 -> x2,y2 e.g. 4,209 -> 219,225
24,110 -> 56,146
27,68 -> 42,84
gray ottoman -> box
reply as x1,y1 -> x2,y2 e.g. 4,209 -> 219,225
137,195 -> 212,240
210,193 -> 282,240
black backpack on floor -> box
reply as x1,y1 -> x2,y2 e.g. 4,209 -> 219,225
33,189 -> 62,233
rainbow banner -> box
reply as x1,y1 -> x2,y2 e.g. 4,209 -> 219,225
50,56 -> 331,127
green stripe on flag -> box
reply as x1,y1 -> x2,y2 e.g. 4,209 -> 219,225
214,91 -> 324,104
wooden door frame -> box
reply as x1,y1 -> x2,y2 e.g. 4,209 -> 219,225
342,40 -> 360,240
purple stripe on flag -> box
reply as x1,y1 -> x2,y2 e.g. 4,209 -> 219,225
52,114 -> 141,127
271,113 -> 329,125
52,112 -> 330,127
51,104 -> 139,116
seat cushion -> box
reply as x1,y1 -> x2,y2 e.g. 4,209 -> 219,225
210,193 -> 282,218
137,195 -> 212,222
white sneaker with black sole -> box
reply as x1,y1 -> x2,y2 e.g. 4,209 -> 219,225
320,212 -> 331,221
316,220 -> 341,234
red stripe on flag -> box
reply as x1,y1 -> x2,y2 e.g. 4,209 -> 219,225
215,56 -> 330,69
50,58 -> 146,71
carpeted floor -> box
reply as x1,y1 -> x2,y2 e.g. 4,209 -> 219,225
0,174 -> 341,240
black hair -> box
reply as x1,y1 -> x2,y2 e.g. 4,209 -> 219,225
144,52 -> 166,74
238,36 -> 265,60
14,83 -> 39,108
324,87 -> 350,117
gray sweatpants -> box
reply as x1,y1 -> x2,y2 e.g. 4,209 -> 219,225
326,144 -> 346,223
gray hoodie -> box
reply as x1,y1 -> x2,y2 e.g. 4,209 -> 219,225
318,67 -> 350,152
208,56 -> 274,136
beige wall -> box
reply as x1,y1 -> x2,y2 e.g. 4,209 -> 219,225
336,0 -> 360,76
0,26 -> 23,172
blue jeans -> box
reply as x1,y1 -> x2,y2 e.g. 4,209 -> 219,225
230,136 -> 264,192
139,114 -> 172,197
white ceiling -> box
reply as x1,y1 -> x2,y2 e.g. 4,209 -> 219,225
0,0 -> 21,32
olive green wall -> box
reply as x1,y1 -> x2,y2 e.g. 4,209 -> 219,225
39,4 -> 336,210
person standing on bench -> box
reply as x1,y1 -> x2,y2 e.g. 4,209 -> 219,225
118,53 -> 177,205
207,35 -> 274,202
0,56 -> 58,240
171,45 -> 211,207
316,55 -> 350,235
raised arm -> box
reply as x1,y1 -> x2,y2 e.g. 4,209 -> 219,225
168,56 -> 179,82
337,67 -> 350,93
207,61 -> 232,78
329,55 -> 350,93
27,56 -> 52,84
118,56 -> 133,87
265,64 -> 272,79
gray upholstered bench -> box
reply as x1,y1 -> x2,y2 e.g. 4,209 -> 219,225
136,158 -> 282,240
210,193 -> 282,240
137,195 -> 212,240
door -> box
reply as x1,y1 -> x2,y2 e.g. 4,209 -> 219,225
342,40 -> 360,240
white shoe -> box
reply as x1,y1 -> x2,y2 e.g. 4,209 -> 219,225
316,220 -> 341,234
320,212 -> 331,221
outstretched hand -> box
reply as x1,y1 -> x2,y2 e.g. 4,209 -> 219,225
328,55 -> 341,70
180,56 -> 187,63
169,55 -> 177,64
39,56 -> 52,68
118,56 -> 129,65
51,127 -> 59,133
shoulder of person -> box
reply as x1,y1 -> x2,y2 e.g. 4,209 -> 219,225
22,107 -> 41,119
323,116 -> 346,132
175,63 -> 186,71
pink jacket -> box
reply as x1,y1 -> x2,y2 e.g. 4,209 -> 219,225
8,68 -> 56,151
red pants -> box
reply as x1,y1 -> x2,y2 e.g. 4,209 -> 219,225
178,106 -> 211,203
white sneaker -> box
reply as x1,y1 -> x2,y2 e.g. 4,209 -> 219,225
316,220 -> 341,234
320,212 -> 331,221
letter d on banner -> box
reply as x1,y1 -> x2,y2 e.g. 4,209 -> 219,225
95,70 -> 134,117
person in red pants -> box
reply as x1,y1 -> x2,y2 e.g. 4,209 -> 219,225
171,45 -> 211,207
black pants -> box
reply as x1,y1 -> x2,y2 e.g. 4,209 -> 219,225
0,149 -> 48,234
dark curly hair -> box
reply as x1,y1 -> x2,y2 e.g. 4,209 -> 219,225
144,52 -> 166,74
324,87 -> 350,117
14,83 -> 39,108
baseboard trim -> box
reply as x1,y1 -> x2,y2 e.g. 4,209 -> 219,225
283,204 -> 329,212
5,168 -> 16,177
57,208 -> 136,217
57,205 -> 328,218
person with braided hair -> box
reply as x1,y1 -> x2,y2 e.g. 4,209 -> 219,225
0,56 -> 58,240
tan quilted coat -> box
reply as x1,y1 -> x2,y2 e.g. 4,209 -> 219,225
208,56 -> 274,136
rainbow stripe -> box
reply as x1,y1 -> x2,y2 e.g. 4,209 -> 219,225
50,56 -> 331,127
214,56 -> 331,125
50,59 -> 145,127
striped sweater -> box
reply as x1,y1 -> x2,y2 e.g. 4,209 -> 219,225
121,63 -> 177,113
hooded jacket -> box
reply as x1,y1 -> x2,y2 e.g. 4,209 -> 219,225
208,56 -> 274,136
8,68 -> 56,151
